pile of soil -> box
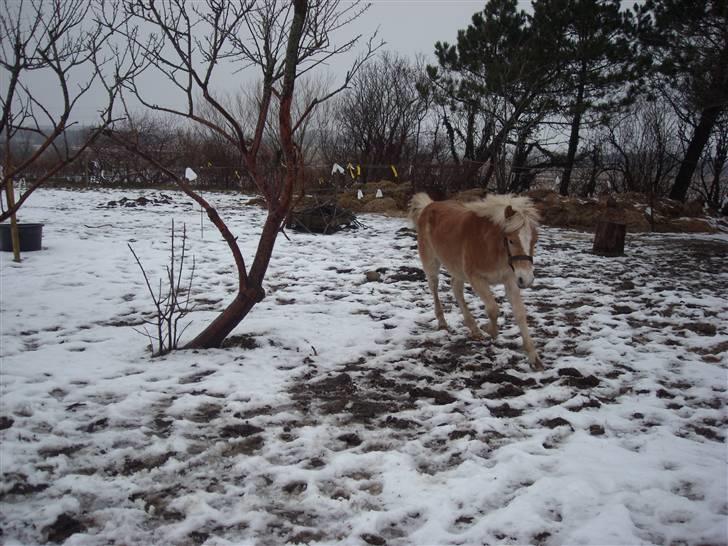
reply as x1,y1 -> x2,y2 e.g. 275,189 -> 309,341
98,193 -> 176,209
246,181 -> 723,234
332,183 -> 722,234
524,189 -> 720,233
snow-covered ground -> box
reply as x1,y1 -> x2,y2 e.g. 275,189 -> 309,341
1,188 -> 726,546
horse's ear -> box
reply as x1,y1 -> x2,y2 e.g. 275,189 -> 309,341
505,205 -> 516,219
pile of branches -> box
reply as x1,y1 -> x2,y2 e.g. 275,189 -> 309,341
286,202 -> 360,234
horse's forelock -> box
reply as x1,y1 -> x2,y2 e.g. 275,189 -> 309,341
466,195 -> 540,232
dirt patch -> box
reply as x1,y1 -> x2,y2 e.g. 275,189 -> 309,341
43,513 -> 87,544
179,369 -> 216,384
220,423 -> 264,438
333,185 -> 721,233
222,334 -> 259,349
119,452 -> 175,475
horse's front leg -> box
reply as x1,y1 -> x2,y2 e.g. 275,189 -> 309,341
505,279 -> 543,371
469,276 -> 500,340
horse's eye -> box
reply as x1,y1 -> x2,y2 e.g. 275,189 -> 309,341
508,239 -> 514,244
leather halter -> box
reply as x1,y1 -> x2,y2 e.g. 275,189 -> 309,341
504,235 -> 533,270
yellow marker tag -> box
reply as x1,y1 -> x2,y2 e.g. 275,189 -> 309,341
390,165 -> 398,178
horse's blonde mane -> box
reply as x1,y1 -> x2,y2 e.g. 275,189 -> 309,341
464,194 -> 540,232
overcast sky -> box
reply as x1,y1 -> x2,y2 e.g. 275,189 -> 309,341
12,1 -> 537,125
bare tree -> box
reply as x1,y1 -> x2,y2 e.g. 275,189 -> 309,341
105,0 -> 378,349
0,0 -> 123,260
602,99 -> 681,202
696,116 -> 728,211
332,52 -> 427,180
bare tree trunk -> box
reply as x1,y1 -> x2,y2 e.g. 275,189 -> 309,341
669,105 -> 722,201
4,178 -> 21,262
183,0 -> 308,350
560,71 -> 587,196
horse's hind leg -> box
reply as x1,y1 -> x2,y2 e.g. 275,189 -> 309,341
429,274 -> 448,330
419,244 -> 448,330
452,277 -> 483,339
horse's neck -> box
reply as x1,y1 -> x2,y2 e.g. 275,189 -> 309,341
468,213 -> 509,268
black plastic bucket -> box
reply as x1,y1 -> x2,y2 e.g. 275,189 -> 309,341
0,223 -> 44,252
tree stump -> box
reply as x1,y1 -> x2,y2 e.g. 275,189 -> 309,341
593,220 -> 626,257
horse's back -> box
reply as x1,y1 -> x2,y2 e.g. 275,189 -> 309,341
417,198 -> 505,280
417,200 -> 476,276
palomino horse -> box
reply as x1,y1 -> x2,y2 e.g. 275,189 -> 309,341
409,193 -> 543,370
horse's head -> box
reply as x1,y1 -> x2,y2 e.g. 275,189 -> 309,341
504,204 -> 539,289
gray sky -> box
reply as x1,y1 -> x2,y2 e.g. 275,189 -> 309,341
13,1 -> 535,124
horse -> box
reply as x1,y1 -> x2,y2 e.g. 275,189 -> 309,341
408,192 -> 543,370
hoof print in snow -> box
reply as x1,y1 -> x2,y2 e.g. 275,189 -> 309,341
656,388 -> 677,399
383,416 -> 418,430
0,416 -> 14,430
488,403 -> 523,418
121,452 -> 174,475
590,424 -> 606,436
304,457 -> 326,469
337,432 -> 362,447
222,334 -> 259,350
188,531 -> 210,544
7,474 -> 49,495
178,369 -> 216,384
540,417 -> 574,430
82,417 -> 108,433
563,375 -> 599,389
685,322 -> 717,336
43,513 -> 86,544
448,429 -> 476,440
567,398 -> 601,412
282,481 -> 308,495
221,436 -> 264,457
388,266 -> 425,282
612,305 -> 634,315
690,425 -> 724,442
361,533 -> 386,545
289,530 -> 324,544
557,367 -> 583,378
493,384 -> 525,398
220,423 -> 264,438
475,371 -> 536,388
408,387 -> 456,405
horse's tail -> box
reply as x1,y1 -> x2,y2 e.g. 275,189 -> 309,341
408,192 -> 433,229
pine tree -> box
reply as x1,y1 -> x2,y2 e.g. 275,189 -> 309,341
429,0 -> 561,187
531,0 -> 636,196
638,0 -> 728,202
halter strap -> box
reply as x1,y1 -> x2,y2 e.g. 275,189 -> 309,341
504,236 -> 533,269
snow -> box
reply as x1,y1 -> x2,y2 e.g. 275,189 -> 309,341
1,188 -> 727,546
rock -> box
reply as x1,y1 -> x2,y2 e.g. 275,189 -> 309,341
365,271 -> 382,282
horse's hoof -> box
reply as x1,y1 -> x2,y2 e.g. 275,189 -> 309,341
529,355 -> 544,371
469,329 -> 486,341
437,322 -> 449,331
